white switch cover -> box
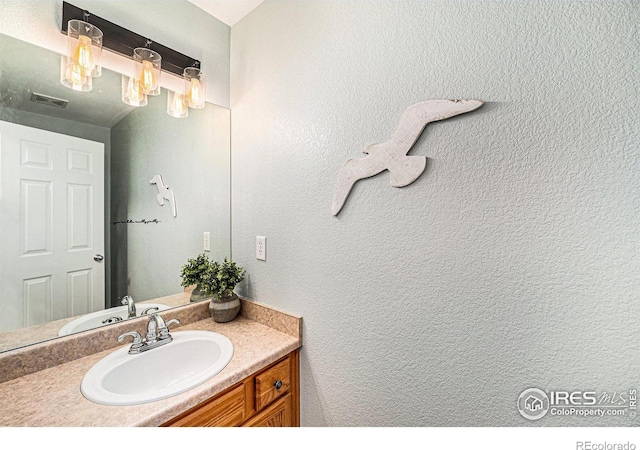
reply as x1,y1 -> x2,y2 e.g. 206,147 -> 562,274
203,232 -> 211,251
256,236 -> 266,261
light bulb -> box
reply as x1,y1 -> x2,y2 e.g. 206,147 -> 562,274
188,78 -> 203,107
139,60 -> 157,93
72,35 -> 95,73
129,79 -> 145,104
66,62 -> 87,91
167,90 -> 188,118
171,93 -> 187,115
183,67 -> 205,109
133,48 -> 161,95
122,75 -> 147,107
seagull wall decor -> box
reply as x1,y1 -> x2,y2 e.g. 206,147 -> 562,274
331,99 -> 483,216
150,174 -> 177,218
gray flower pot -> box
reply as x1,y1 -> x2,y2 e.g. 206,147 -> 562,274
209,291 -> 241,323
190,284 -> 209,302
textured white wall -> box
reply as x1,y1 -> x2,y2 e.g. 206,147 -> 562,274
0,0 -> 230,107
230,1 -> 640,426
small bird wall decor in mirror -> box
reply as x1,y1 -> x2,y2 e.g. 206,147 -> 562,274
331,99 -> 483,216
150,174 -> 177,218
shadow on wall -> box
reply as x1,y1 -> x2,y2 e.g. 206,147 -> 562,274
299,342 -> 330,426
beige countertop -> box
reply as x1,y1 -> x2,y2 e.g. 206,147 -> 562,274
0,300 -> 301,427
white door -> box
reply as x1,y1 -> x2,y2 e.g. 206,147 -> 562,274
0,121 -> 104,332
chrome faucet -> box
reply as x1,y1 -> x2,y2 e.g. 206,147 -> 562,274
145,313 -> 167,343
121,295 -> 136,318
117,312 -> 180,354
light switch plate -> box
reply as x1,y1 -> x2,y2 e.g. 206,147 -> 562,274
256,236 -> 266,261
203,232 -> 210,251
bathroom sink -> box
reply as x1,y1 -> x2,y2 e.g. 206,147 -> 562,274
58,303 -> 170,336
81,330 -> 234,406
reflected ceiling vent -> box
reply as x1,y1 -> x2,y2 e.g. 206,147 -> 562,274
30,92 -> 69,109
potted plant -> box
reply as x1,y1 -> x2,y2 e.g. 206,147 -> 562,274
180,253 -> 213,302
201,258 -> 246,323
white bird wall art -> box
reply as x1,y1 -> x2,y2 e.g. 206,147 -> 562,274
150,174 -> 177,218
331,99 -> 483,216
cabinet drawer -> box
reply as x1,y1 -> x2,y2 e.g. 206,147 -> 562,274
255,356 -> 290,411
164,383 -> 247,427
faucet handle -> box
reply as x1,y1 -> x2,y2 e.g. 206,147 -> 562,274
166,318 -> 180,329
117,331 -> 144,353
102,316 -> 123,324
159,318 -> 180,339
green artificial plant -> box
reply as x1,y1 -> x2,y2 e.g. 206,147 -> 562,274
200,258 -> 246,298
180,254 -> 246,299
180,253 -> 213,289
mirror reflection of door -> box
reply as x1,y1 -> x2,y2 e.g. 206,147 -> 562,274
0,121 -> 105,332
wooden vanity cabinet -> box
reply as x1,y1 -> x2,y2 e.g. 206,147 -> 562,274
162,349 -> 299,427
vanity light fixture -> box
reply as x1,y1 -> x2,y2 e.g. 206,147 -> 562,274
121,44 -> 161,107
60,17 -> 103,91
60,2 -> 203,117
134,46 -> 162,96
184,66 -> 206,109
165,65 -> 207,118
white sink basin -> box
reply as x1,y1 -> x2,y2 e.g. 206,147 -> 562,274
58,303 -> 170,336
81,330 -> 233,406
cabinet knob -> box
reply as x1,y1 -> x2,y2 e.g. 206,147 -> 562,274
274,380 -> 283,390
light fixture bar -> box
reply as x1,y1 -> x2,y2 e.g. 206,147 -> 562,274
61,2 -> 200,77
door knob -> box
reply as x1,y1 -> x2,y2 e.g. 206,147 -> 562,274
94,254 -> 104,262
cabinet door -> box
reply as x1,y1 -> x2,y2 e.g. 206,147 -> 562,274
243,394 -> 292,427
163,383 -> 248,427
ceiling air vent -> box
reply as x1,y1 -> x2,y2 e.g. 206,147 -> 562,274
30,92 -> 69,109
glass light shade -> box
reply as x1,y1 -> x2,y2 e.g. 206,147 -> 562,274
184,67 -> 205,109
60,56 -> 92,92
146,83 -> 161,96
167,90 -> 188,118
66,19 -> 102,77
133,48 -> 161,95
121,75 -> 147,107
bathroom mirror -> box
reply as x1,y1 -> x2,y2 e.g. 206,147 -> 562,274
0,33 -> 231,353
